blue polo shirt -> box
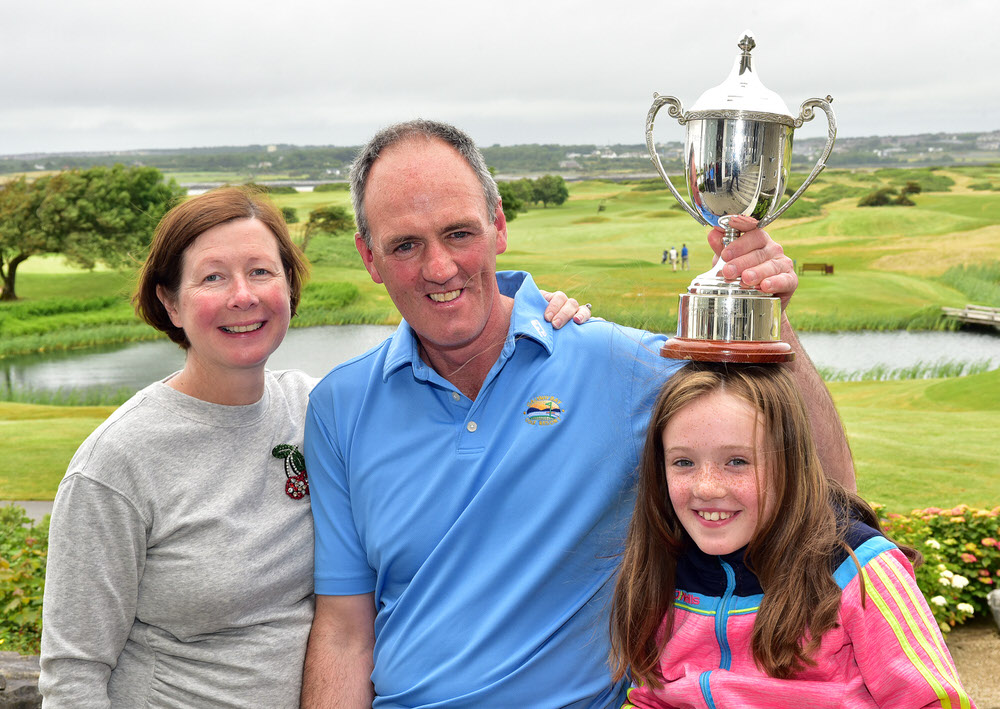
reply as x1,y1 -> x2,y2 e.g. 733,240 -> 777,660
305,271 -> 681,708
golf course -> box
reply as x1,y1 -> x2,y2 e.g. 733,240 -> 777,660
2,164 -> 999,514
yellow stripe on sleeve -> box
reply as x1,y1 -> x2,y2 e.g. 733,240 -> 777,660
863,562 -> 963,709
883,553 -> 961,681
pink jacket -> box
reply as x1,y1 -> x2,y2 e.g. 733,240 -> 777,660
624,525 -> 974,708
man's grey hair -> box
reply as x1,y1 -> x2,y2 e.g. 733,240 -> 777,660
350,119 -> 500,247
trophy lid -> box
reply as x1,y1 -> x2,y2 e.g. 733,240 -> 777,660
689,32 -> 793,117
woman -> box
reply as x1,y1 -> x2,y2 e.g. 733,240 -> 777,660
39,187 -> 586,708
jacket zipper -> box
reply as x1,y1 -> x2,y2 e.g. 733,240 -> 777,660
699,558 -> 736,708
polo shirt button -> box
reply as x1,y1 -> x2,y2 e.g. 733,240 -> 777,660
452,391 -> 461,402
467,421 -> 478,433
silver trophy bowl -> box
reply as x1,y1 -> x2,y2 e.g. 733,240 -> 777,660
646,32 -> 837,362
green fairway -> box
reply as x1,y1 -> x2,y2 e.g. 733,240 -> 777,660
831,369 -> 1000,511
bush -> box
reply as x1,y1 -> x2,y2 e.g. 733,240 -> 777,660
281,206 -> 299,224
312,182 -> 350,192
968,182 -> 994,191
876,504 -> 1000,633
263,185 -> 298,195
857,187 -> 898,207
0,505 -> 48,654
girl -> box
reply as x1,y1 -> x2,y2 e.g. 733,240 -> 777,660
610,363 -> 973,708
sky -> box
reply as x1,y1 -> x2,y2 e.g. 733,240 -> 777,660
1,0 -> 995,155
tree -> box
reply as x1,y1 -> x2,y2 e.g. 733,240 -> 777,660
0,166 -> 184,300
281,206 -> 299,224
302,204 -> 354,253
496,182 -> 524,221
532,175 -> 569,208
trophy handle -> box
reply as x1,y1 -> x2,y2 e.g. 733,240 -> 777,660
645,93 -> 710,227
762,96 -> 837,227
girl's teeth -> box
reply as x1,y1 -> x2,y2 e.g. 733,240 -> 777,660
698,511 -> 732,521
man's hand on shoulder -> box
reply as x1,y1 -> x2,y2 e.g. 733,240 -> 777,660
539,290 -> 593,327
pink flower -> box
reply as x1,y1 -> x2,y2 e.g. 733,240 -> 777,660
960,553 -> 977,564
983,538 -> 998,547
888,513 -> 903,520
982,577 -> 994,585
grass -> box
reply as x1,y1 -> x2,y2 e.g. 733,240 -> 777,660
818,358 -> 992,382
831,368 -> 1000,512
0,402 -> 116,499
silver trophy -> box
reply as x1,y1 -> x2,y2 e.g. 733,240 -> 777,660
646,32 -> 836,362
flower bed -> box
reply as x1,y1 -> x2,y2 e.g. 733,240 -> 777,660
876,504 -> 1000,632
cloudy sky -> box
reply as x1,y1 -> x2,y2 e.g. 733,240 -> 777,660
1,0 -> 994,155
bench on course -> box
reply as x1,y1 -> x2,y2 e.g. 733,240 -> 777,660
799,262 -> 834,275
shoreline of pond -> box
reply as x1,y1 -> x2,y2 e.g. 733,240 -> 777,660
0,314 -> 981,361
3,325 -> 999,407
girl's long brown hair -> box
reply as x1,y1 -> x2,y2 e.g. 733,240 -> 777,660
609,363 -> 918,687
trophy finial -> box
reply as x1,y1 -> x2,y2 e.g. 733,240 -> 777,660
738,32 -> 756,74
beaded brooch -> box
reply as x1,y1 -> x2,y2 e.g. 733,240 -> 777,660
272,444 -> 309,500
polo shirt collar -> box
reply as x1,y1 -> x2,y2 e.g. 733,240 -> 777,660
380,270 -> 555,382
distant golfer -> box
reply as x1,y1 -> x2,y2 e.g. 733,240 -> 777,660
681,243 -> 689,270
668,246 -> 679,271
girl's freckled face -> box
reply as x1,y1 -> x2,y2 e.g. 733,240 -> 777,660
662,390 -> 774,556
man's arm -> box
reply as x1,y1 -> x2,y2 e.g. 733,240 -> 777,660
779,316 -> 856,490
708,215 -> 856,490
301,593 -> 376,708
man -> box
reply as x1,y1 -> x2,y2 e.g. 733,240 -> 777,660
302,120 -> 853,708
668,245 -> 679,271
681,242 -> 689,270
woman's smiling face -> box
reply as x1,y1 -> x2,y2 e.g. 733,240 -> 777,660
158,218 -> 291,392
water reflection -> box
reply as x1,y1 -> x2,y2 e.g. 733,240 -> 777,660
2,326 -> 998,396
1,325 -> 395,396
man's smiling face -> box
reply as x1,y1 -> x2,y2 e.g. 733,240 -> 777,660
355,136 -> 509,362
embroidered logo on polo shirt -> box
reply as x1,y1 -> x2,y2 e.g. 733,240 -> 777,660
524,395 -> 564,426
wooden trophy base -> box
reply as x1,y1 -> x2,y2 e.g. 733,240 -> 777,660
661,337 -> 795,363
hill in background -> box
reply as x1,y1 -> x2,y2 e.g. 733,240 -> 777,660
2,130 -> 999,184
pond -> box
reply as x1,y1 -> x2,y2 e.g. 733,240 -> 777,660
2,326 -> 999,397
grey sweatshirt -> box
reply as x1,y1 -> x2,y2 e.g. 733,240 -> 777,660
40,370 -> 317,708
